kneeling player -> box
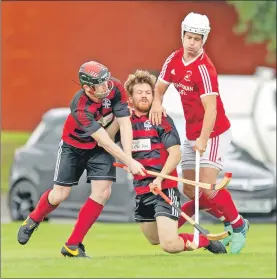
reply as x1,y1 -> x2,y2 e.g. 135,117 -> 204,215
109,70 -> 226,254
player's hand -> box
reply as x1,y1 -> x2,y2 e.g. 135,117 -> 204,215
193,137 -> 207,156
149,177 -> 163,195
128,105 -> 134,116
149,101 -> 167,125
127,159 -> 146,176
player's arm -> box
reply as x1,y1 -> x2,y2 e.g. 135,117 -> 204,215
116,117 -> 132,157
153,80 -> 170,107
105,118 -> 120,142
197,64 -> 219,143
91,127 -> 132,165
71,107 -> 144,175
156,116 -> 181,181
150,116 -> 181,193
112,82 -> 133,157
200,95 -> 217,142
150,53 -> 175,125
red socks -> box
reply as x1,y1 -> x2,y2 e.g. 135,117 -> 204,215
179,233 -> 209,250
208,189 -> 243,229
178,200 -> 194,228
178,193 -> 225,228
30,189 -> 58,222
66,198 -> 104,245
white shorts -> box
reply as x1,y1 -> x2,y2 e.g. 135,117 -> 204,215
181,129 -> 232,171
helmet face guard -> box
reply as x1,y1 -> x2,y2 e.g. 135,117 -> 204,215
93,79 -> 114,99
79,61 -> 113,99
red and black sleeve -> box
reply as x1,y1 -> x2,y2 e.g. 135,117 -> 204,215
157,115 -> 181,148
70,99 -> 102,137
112,80 -> 130,118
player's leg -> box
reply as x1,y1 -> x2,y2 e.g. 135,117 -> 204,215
199,130 -> 249,254
155,188 -> 226,254
17,141 -> 82,245
62,147 -> 115,257
135,191 -> 160,245
156,215 -> 210,253
139,222 -> 160,245
179,140 -> 225,228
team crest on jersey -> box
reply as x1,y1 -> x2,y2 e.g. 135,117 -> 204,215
102,98 -> 111,109
144,120 -> 152,131
184,70 -> 192,82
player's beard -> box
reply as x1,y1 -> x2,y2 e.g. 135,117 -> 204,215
135,100 -> 151,113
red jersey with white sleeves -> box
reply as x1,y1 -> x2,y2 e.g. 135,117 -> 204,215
158,48 -> 230,140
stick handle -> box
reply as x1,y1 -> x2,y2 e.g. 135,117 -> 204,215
114,162 -> 189,185
113,162 -> 231,190
113,162 -> 126,168
194,150 -> 200,246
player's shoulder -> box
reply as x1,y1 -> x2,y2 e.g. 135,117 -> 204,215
110,76 -> 124,91
193,52 -> 217,80
159,114 -> 176,131
70,89 -> 86,108
164,48 -> 183,63
111,76 -> 123,87
110,76 -> 128,101
197,51 -> 217,72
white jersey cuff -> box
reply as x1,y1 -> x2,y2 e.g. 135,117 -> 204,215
200,92 -> 219,98
158,77 -> 171,85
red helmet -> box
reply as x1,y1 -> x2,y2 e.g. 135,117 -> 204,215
79,61 -> 113,98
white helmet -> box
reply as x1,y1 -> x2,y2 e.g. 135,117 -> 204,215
181,12 -> 211,45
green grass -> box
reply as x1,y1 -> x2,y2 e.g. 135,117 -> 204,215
1,223 -> 276,278
1,131 -> 30,193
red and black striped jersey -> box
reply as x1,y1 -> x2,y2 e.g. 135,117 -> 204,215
130,113 -> 181,195
62,78 -> 129,149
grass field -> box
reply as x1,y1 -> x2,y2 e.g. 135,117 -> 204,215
1,131 -> 30,193
1,222 -> 276,278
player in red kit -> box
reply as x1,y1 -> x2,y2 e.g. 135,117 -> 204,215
17,61 -> 145,257
149,12 -> 249,254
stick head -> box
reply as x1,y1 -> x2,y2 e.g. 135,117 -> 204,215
206,231 -> 230,241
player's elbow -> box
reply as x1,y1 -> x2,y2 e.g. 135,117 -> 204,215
155,81 -> 168,97
168,146 -> 181,163
91,128 -> 112,148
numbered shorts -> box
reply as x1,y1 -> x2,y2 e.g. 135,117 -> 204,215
53,140 -> 116,186
181,129 -> 232,171
134,188 -> 181,222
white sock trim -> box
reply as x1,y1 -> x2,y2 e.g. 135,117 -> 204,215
230,215 -> 241,224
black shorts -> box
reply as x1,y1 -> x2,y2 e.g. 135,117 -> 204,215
134,188 -> 181,222
53,140 -> 116,186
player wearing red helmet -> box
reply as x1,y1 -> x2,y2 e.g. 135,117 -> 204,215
17,61 -> 145,257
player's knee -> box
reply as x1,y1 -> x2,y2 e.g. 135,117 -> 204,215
182,183 -> 194,199
101,187 -> 112,201
50,185 -> 71,204
160,239 -> 179,254
90,184 -> 112,204
147,238 -> 160,245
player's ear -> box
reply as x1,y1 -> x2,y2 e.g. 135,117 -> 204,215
128,94 -> 133,105
83,84 -> 89,90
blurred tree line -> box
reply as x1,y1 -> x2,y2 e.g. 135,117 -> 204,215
228,1 -> 276,63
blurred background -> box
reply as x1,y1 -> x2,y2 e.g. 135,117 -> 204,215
1,1 -> 276,224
